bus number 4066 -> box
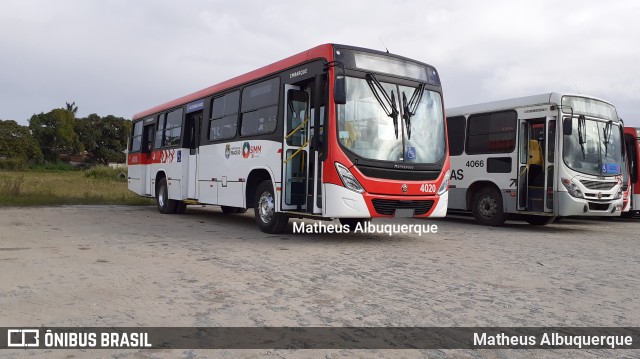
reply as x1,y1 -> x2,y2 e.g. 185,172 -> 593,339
466,160 -> 484,168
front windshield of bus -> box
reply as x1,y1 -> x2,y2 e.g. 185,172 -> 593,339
336,76 -> 445,164
563,118 -> 623,177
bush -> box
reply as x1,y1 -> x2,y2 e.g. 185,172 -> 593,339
27,162 -> 77,172
84,165 -> 127,181
0,158 -> 27,171
0,175 -> 24,197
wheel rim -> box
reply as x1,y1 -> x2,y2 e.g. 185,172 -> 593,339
158,185 -> 166,207
258,190 -> 274,224
478,195 -> 498,218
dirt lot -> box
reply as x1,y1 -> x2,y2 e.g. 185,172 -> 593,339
1,205 -> 639,358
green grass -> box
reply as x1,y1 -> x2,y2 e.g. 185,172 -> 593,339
0,168 -> 155,206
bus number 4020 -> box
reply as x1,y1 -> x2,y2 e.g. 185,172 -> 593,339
420,183 -> 436,193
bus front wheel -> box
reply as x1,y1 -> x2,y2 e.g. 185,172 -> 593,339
254,180 -> 288,233
157,177 -> 178,214
471,187 -> 508,226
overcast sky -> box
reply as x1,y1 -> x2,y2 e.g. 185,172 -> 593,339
1,0 -> 639,126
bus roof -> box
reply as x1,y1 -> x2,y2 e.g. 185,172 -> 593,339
132,43 -> 335,121
446,92 -> 612,117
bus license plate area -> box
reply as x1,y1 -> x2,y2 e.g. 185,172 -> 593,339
394,209 -> 415,218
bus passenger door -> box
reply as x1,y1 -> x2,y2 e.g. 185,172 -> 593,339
544,117 -> 556,212
281,85 -> 309,212
517,120 -> 529,210
185,110 -> 202,199
142,124 -> 155,196
518,118 -> 547,212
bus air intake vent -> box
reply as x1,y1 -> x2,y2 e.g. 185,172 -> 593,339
580,180 -> 616,190
587,202 -> 610,211
371,199 -> 435,216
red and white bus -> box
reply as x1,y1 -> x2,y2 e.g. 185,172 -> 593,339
623,127 -> 640,216
128,44 -> 450,233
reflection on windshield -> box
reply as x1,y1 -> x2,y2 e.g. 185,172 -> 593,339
563,118 -> 622,176
337,77 -> 445,164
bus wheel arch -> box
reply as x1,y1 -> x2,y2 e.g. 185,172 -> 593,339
468,181 -> 508,226
246,169 -> 273,209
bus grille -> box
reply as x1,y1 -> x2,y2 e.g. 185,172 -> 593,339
371,199 -> 435,216
580,180 -> 616,190
588,202 -> 610,211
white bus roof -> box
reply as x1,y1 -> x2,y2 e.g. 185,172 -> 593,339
446,92 -> 612,117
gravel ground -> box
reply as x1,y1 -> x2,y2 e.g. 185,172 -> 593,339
1,205 -> 639,358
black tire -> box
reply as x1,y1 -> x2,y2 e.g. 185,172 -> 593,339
525,215 -> 555,226
254,180 -> 288,233
156,177 -> 177,214
221,206 -> 241,214
174,202 -> 187,214
339,218 -> 370,231
621,211 -> 635,219
471,187 -> 508,226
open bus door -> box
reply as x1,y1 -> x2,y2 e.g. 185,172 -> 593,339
517,118 -> 554,214
282,85 -> 310,212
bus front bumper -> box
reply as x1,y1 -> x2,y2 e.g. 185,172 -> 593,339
557,191 -> 623,217
323,183 -> 447,219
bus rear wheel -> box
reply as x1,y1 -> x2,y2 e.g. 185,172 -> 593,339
471,187 -> 508,226
157,177 -> 178,214
254,180 -> 288,233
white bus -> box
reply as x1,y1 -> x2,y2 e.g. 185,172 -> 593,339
128,44 -> 451,233
445,93 -> 624,226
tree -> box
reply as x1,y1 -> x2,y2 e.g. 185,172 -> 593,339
75,114 -> 131,164
65,101 -> 78,114
28,109 -> 82,161
0,120 -> 44,163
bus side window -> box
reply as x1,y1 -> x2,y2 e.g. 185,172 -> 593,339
154,114 -> 165,149
130,121 -> 143,152
210,91 -> 239,141
240,77 -> 280,137
446,116 -> 466,156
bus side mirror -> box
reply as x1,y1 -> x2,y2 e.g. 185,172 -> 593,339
563,118 -> 572,136
334,75 -> 346,105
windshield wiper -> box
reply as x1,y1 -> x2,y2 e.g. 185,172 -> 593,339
402,83 -> 426,140
578,115 -> 586,159
365,73 -> 399,139
603,120 -> 613,156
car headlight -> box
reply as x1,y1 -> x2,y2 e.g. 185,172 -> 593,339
335,162 -> 364,193
561,177 -> 583,198
437,171 -> 450,196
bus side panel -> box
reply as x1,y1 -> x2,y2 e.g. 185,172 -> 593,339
127,154 -> 144,196
448,153 -> 517,211
150,148 -> 183,200
198,140 -> 282,208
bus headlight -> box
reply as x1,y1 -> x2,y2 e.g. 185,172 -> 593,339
614,189 -> 623,200
437,171 -> 450,196
335,162 -> 365,193
561,178 -> 583,198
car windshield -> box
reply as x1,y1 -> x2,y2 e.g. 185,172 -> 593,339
563,117 -> 622,176
336,76 -> 445,164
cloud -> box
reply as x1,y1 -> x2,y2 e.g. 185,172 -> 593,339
0,0 -> 638,125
